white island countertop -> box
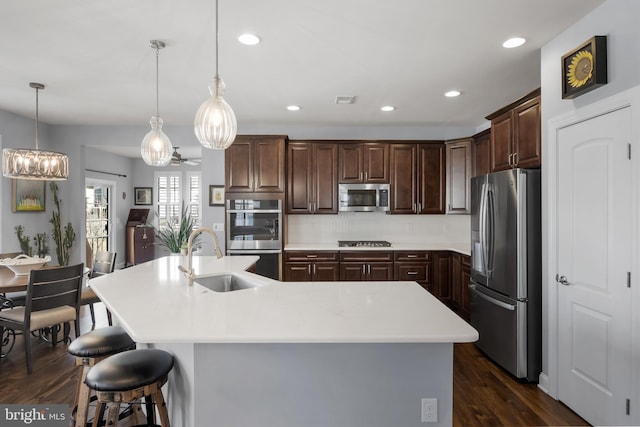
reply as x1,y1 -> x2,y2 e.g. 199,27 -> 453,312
90,255 -> 477,345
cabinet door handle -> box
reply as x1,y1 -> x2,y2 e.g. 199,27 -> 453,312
417,202 -> 421,214
313,264 -> 316,275
368,264 -> 371,275
360,172 -> 364,181
364,172 -> 368,181
362,265 -> 366,275
308,265 -> 312,275
512,152 -> 517,166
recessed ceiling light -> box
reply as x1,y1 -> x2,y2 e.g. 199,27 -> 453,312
381,105 -> 395,112
503,37 -> 526,48
445,90 -> 461,97
287,105 -> 301,111
238,33 -> 261,45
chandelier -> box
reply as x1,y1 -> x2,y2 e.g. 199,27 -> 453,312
2,83 -> 69,180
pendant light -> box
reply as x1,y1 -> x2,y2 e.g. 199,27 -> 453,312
141,39 -> 173,166
194,0 -> 237,150
2,83 -> 69,180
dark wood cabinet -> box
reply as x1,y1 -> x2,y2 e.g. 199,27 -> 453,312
287,142 -> 338,214
389,142 -> 445,214
451,252 -> 471,321
225,135 -> 286,193
284,251 -> 339,281
339,251 -> 393,281
432,251 -> 451,304
487,89 -> 541,172
394,251 -> 431,292
445,138 -> 472,214
472,129 -> 491,177
125,226 -> 155,266
338,143 -> 389,183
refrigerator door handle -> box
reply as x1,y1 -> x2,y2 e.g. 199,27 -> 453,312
469,284 -> 516,311
479,183 -> 489,276
486,184 -> 495,274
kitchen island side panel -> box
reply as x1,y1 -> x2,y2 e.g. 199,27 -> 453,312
194,342 -> 453,427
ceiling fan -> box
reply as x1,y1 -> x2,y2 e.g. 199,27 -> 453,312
170,146 -> 200,166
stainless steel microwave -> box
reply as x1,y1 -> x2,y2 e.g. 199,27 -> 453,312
338,183 -> 390,212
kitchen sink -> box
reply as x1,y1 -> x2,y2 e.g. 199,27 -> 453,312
194,273 -> 263,292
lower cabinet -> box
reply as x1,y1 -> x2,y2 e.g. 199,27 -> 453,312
339,251 -> 394,281
283,251 -> 339,281
451,253 -> 471,321
394,251 -> 431,291
432,251 -> 451,305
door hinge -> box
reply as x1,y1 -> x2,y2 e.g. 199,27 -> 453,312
627,272 -> 631,288
626,398 -> 630,415
628,143 -> 631,159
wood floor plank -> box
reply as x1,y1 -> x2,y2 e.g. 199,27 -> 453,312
0,304 -> 589,426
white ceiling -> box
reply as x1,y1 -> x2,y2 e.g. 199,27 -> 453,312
0,0 -> 604,159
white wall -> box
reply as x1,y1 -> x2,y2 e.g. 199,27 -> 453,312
539,0 -> 640,400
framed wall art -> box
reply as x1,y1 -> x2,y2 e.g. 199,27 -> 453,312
561,35 -> 607,99
209,185 -> 225,206
12,179 -> 46,212
134,187 -> 153,205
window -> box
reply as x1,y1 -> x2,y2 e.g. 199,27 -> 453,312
85,179 -> 114,257
155,171 -> 201,228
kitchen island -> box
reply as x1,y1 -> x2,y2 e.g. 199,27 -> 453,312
90,255 -> 477,427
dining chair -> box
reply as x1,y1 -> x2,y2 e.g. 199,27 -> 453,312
81,251 -> 117,328
0,263 -> 84,373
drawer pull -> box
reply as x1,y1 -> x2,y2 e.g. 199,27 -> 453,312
407,271 -> 418,275
407,254 -> 418,258
306,255 -> 318,258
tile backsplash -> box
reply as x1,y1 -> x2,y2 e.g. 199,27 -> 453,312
286,213 -> 470,245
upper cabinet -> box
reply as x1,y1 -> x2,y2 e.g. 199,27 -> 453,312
338,142 -> 389,183
389,142 -> 445,214
472,129 -> 491,177
225,135 -> 286,193
287,141 -> 338,214
445,138 -> 472,214
486,89 -> 541,172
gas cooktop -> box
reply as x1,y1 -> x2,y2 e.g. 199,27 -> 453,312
338,240 -> 392,248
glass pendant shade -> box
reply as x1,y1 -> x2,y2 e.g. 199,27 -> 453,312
2,148 -> 69,180
141,116 -> 172,166
2,82 -> 69,180
194,76 -> 237,150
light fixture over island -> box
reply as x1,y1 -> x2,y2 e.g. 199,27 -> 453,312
89,255 -> 477,427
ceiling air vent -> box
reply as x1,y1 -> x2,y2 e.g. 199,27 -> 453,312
335,96 -> 356,105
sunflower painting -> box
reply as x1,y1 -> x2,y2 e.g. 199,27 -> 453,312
561,36 -> 607,99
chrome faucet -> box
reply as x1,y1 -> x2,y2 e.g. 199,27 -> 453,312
178,227 -> 223,285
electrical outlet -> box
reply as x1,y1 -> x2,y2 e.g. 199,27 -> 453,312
212,223 -> 224,231
421,398 -> 438,423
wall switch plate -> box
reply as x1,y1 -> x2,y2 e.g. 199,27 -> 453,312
212,223 -> 224,232
421,398 -> 438,423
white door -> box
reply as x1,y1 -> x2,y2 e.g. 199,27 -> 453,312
557,107 -> 632,425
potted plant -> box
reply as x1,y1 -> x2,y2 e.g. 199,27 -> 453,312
155,205 -> 198,254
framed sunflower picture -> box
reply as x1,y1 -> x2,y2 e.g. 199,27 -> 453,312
561,35 -> 607,99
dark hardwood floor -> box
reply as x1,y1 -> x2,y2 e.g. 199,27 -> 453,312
0,304 -> 589,426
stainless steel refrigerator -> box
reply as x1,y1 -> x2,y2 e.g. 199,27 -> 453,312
469,168 -> 541,382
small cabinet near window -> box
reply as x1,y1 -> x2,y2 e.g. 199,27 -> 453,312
225,135 -> 286,193
284,251 -> 339,281
338,143 -> 389,183
339,251 -> 393,281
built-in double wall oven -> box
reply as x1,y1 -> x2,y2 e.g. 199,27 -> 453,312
226,199 -> 282,280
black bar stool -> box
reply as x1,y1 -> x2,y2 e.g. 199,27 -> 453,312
84,348 -> 174,427
68,326 -> 136,427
